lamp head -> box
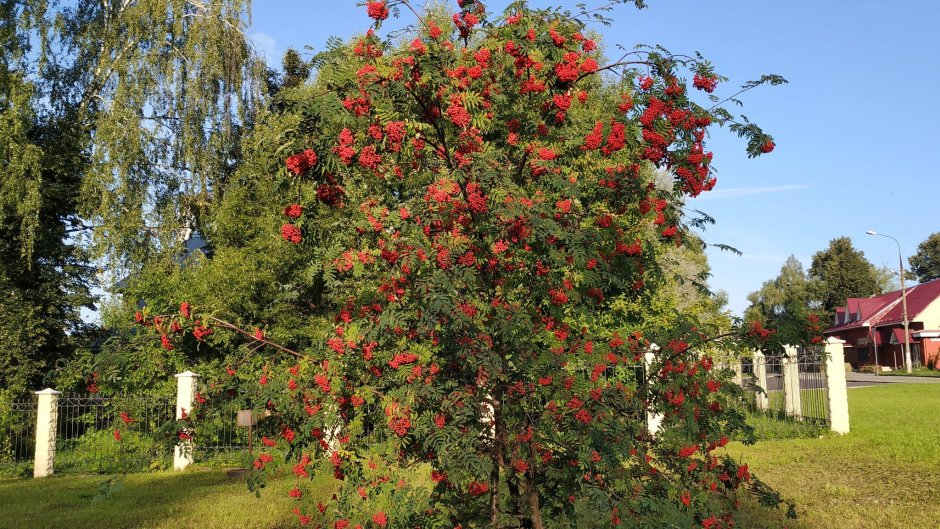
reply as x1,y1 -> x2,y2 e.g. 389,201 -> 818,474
866,230 -> 877,235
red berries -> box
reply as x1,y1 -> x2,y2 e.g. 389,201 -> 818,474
693,73 -> 718,93
467,480 -> 490,496
285,149 -> 318,176
316,183 -> 345,206
192,323 -> 213,341
283,204 -> 303,219
179,301 -> 191,319
366,1 -> 389,21
281,223 -> 302,244
445,99 -> 471,128
760,139 -> 775,153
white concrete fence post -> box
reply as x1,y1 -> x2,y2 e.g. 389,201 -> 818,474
644,344 -> 663,436
824,337 -> 851,434
174,370 -> 199,470
33,388 -> 61,478
752,350 -> 769,411
782,345 -> 803,419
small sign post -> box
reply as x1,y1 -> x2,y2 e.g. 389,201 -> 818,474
236,409 -> 257,456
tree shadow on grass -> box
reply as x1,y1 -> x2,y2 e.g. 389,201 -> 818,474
735,498 -> 808,529
0,469 -> 295,529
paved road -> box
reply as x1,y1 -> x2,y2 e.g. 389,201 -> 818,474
846,372 -> 940,388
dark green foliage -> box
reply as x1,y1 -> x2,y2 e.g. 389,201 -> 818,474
809,236 -> 880,313
0,0 -> 259,394
745,256 -> 824,348
909,232 -> 940,283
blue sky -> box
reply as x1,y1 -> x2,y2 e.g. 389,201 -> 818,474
249,1 -> 940,316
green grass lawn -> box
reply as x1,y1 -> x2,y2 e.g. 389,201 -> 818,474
878,368 -> 940,378
1,384 -> 938,529
0,470 -> 307,529
732,383 -> 940,529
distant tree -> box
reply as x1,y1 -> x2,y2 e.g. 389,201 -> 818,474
809,236 -> 880,314
745,256 -> 825,347
909,232 -> 940,283
873,264 -> 900,293
0,0 -> 261,395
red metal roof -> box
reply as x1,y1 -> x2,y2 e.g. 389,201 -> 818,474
890,328 -> 916,344
825,291 -> 902,332
824,278 -> 940,333
874,278 -> 940,326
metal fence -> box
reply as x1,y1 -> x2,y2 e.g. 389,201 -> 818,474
1,393 -> 251,476
740,348 -> 830,437
0,399 -> 37,476
54,394 -> 176,473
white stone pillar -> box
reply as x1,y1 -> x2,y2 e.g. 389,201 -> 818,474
782,345 -> 802,419
33,388 -> 61,478
644,344 -> 663,436
174,371 -> 199,470
752,350 -> 769,411
824,337 -> 851,434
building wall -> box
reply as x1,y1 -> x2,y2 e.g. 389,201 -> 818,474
923,338 -> 940,369
915,297 -> 940,329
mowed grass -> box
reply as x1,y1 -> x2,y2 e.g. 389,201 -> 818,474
732,383 -> 940,529
879,368 -> 940,378
0,470 -> 308,529
1,384 -> 938,528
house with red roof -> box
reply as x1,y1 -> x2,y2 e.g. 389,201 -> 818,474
824,278 -> 940,370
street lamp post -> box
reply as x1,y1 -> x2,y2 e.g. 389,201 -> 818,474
866,230 -> 913,373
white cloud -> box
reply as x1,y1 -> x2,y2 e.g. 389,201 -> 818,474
250,32 -> 278,65
694,184 -> 810,200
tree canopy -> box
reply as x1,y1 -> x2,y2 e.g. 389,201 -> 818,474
129,1 -> 792,527
909,232 -> 940,283
0,0 -> 261,394
745,256 -> 825,348
809,236 -> 880,314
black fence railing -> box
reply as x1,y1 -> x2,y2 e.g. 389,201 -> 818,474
739,352 -> 831,439
54,394 -> 176,473
0,399 -> 37,476
1,393 -> 253,476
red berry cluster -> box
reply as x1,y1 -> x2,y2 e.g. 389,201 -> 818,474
366,1 -> 389,21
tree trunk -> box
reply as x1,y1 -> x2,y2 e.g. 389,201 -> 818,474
525,475 -> 545,529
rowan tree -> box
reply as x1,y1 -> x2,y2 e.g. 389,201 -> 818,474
137,1 -> 794,527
